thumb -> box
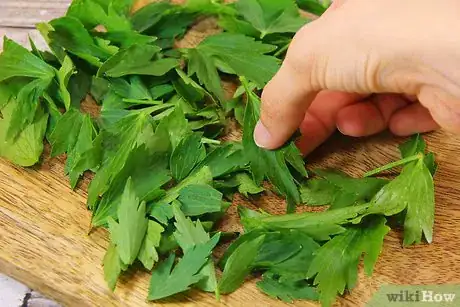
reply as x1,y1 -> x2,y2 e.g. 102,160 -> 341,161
255,0 -> 420,149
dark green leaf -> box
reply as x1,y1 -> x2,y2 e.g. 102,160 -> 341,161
219,235 -> 265,294
242,83 -> 300,212
300,169 -> 388,209
170,133 -> 206,181
307,217 -> 390,307
257,272 -> 318,303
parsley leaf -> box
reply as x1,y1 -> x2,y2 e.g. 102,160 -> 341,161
235,0 -> 308,38
103,243 -> 128,291
0,39 -> 55,139
92,146 -> 171,227
307,217 -> 390,307
366,157 -> 435,245
0,37 -> 55,82
49,17 -> 118,66
56,56 -> 75,110
87,106 -> 159,208
186,33 -> 280,91
67,0 -> 133,32
98,43 -> 179,78
173,204 -> 219,293
130,1 -> 175,33
138,220 -> 164,270
300,169 -> 388,209
64,114 -> 101,188
242,203 -> 370,241
0,99 -> 48,166
242,79 -> 301,212
257,272 -> 318,303
178,184 -> 223,216
170,133 -> 206,181
148,233 -> 220,300
107,178 -> 149,265
235,173 -> 264,197
219,235 -> 265,294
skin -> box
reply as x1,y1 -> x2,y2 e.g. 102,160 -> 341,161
254,0 -> 460,154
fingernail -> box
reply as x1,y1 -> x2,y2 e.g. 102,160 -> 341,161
254,120 -> 272,148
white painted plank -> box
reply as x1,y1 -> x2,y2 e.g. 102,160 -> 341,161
0,1 -> 71,28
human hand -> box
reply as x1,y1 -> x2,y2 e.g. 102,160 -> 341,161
255,0 -> 460,154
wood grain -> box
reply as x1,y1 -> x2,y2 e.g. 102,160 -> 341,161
1,2 -> 460,307
0,1 -> 71,28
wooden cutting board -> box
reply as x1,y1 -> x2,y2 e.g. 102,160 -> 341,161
1,1 -> 460,307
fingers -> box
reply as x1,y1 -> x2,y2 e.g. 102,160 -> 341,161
255,64 -> 318,149
389,103 -> 440,136
296,91 -> 365,154
418,86 -> 460,133
257,2 -> 392,149
336,94 -> 408,136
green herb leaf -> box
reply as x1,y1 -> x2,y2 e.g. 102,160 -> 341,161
148,233 -> 220,300
235,173 -> 264,197
178,185 -> 223,216
0,99 -> 48,166
307,217 -> 390,307
107,178 -> 149,265
219,235 -> 265,294
92,146 -> 171,227
242,203 -> 370,241
300,169 -> 388,209
102,243 -> 128,291
138,220 -> 164,270
170,133 -> 206,181
242,81 -> 301,212
188,33 -> 280,89
0,37 -> 55,82
235,0 -> 308,38
49,17 -> 117,66
257,272 -> 318,303
173,203 -> 218,293
366,157 -> 435,245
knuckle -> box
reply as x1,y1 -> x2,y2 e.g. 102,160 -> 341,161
419,87 -> 460,131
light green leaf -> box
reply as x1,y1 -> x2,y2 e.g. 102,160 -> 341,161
172,203 -> 218,292
0,99 -> 48,167
235,173 -> 264,197
236,0 -> 308,38
0,37 -> 55,82
57,56 -> 75,110
107,178 -> 149,265
177,184 -> 223,216
102,243 -> 128,291
138,220 -> 164,270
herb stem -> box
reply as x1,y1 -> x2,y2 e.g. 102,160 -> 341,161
122,98 -> 162,105
274,42 -> 291,58
201,137 -> 221,145
363,154 -> 423,177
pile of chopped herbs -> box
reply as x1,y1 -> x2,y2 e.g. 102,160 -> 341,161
0,0 -> 438,306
